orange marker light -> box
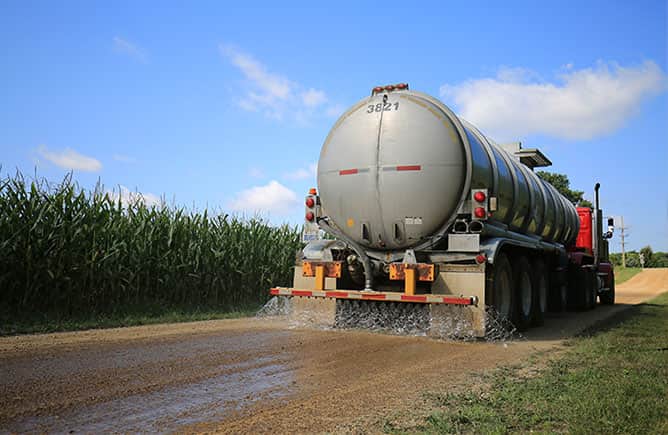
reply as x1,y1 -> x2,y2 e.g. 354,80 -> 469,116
309,187 -> 317,195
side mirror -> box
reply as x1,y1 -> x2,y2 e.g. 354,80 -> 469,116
604,217 -> 615,239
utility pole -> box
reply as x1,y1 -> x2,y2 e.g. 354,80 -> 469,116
618,215 -> 630,268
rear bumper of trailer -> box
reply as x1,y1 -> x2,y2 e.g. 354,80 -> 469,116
270,288 -> 478,306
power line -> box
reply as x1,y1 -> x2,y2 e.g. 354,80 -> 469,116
617,215 -> 630,268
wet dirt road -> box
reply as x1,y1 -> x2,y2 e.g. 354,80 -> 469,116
1,269 -> 666,434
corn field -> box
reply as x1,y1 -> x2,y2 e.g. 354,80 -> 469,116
0,171 -> 302,319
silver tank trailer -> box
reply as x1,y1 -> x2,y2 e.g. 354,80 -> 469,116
317,89 -> 579,253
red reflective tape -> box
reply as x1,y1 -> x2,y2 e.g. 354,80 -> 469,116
443,297 -> 473,305
401,295 -> 427,302
325,291 -> 349,298
339,169 -> 358,175
362,293 -> 387,300
291,290 -> 313,297
270,288 -> 279,295
396,165 -> 421,171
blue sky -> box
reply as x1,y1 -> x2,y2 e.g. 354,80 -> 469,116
1,1 -> 667,251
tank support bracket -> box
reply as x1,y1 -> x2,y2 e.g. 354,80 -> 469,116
389,263 -> 436,282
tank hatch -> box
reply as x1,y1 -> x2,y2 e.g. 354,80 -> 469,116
500,142 -> 552,170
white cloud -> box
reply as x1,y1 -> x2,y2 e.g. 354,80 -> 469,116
301,88 -> 327,107
113,36 -> 147,63
284,162 -> 317,181
229,180 -> 298,215
325,103 -> 345,118
106,185 -> 161,207
37,146 -> 102,172
440,61 -> 666,141
219,43 -> 331,120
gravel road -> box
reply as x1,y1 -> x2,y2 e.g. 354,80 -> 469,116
1,269 -> 666,434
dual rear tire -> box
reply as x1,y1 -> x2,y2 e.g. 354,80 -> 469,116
487,252 -> 548,332
487,253 -> 610,333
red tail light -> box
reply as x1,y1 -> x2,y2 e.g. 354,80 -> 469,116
474,207 -> 486,218
305,197 -> 315,208
305,211 -> 315,222
473,191 -> 486,202
475,254 -> 487,264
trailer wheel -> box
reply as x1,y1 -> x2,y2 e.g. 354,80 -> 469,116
514,256 -> 533,331
600,271 -> 615,305
487,252 -> 515,327
531,259 -> 547,326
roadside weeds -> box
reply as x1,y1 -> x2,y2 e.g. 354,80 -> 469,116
384,292 -> 668,434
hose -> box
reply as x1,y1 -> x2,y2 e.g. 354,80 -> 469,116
317,217 -> 374,291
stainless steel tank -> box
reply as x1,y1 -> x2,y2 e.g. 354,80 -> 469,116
317,89 -> 579,253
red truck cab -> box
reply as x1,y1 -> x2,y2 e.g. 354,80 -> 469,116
575,207 -> 593,255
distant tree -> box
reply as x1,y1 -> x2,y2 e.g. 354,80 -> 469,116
640,245 -> 654,267
536,171 -> 593,207
611,248 -> 668,268
609,252 -> 622,266
624,251 -> 641,268
653,251 -> 668,268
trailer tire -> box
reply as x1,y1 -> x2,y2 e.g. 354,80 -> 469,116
514,256 -> 534,331
531,259 -> 547,326
486,252 -> 515,328
600,271 -> 615,305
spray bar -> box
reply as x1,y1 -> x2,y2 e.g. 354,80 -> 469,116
270,288 -> 477,305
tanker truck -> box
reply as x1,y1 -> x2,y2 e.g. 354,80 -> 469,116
270,84 -> 616,337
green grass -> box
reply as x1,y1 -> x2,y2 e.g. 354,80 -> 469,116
0,305 -> 260,336
615,267 -> 642,285
400,292 -> 668,434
